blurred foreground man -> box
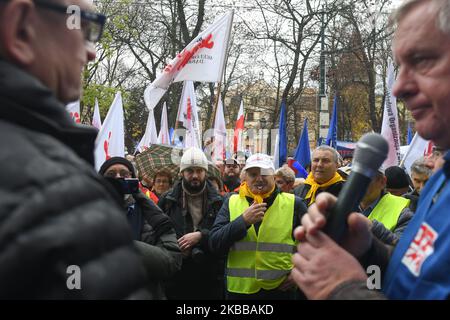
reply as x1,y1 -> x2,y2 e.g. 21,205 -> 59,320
0,0 -> 148,298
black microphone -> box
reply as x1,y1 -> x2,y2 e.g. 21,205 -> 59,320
324,133 -> 389,243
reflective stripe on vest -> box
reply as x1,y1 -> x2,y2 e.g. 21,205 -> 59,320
368,193 -> 410,231
227,193 -> 296,294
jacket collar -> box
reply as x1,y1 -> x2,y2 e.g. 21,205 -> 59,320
0,60 -> 98,165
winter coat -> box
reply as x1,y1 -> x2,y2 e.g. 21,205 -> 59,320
158,179 -> 224,300
0,60 -> 149,299
131,192 -> 182,299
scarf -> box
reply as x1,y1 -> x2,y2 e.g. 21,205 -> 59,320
239,181 -> 276,204
304,172 -> 344,206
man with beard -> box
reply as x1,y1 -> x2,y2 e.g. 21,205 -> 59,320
222,157 -> 241,194
209,154 -> 307,300
158,147 -> 224,300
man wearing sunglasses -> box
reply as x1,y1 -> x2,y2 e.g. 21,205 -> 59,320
0,0 -> 149,299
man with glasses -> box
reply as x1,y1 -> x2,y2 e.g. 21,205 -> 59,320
0,0 -> 148,299
99,157 -> 182,300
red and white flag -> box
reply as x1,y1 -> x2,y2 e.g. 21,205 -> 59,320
177,81 -> 201,148
144,11 -> 234,110
401,133 -> 433,175
137,106 -> 159,152
158,103 -> 170,145
66,101 -> 81,124
212,97 -> 227,162
94,92 -> 125,170
92,98 -> 102,130
233,100 -> 244,153
381,60 -> 401,168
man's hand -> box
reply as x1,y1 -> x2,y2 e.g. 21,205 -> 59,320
294,192 -> 373,258
278,271 -> 297,292
291,230 -> 368,300
178,231 -> 202,251
242,202 -> 267,226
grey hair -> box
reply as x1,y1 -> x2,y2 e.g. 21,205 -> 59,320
391,0 -> 450,35
410,157 -> 433,176
275,165 -> 296,184
312,145 -> 340,164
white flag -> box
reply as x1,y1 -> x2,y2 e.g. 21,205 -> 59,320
66,100 -> 81,124
212,97 -> 227,161
92,98 -> 102,130
137,108 -> 159,152
401,133 -> 433,175
273,133 -> 280,169
94,92 -> 125,170
144,11 -> 234,110
234,100 -> 245,153
177,81 -> 201,148
381,60 -> 401,169
157,103 -> 170,145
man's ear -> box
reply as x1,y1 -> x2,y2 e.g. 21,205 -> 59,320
0,0 -> 37,66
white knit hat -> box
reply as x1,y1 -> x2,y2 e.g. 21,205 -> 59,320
180,147 -> 209,172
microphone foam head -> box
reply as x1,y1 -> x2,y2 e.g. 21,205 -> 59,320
353,133 -> 389,177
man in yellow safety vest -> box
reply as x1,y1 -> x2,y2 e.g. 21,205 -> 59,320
209,153 -> 307,300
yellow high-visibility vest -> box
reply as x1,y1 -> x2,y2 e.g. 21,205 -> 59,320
368,193 -> 410,231
227,193 -> 296,294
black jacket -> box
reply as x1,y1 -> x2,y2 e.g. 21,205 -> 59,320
131,192 -> 182,299
158,179 -> 224,300
294,180 -> 344,206
0,60 -> 149,299
158,180 -> 223,252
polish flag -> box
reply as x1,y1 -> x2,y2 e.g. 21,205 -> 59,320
234,100 -> 244,153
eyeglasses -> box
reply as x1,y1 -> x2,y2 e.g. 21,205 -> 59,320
104,169 -> 132,179
32,0 -> 107,43
154,179 -> 170,185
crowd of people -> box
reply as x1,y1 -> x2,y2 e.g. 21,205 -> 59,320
1,0 -> 450,300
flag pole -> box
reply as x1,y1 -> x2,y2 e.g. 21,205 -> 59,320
209,10 -> 234,151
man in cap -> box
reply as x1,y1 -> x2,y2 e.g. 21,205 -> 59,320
99,157 -> 181,299
222,157 -> 242,194
385,166 -> 412,197
158,147 -> 224,300
209,153 -> 307,300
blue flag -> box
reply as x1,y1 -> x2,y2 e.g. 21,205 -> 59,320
278,101 -> 288,167
326,95 -> 338,149
407,123 -> 413,145
294,118 -> 311,170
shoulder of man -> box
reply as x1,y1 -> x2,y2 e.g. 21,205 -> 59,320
0,130 -> 149,298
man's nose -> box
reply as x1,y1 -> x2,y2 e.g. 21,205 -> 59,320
392,66 -> 418,101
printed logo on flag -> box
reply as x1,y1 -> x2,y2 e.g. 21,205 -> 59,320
401,222 -> 437,277
70,112 -> 81,123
